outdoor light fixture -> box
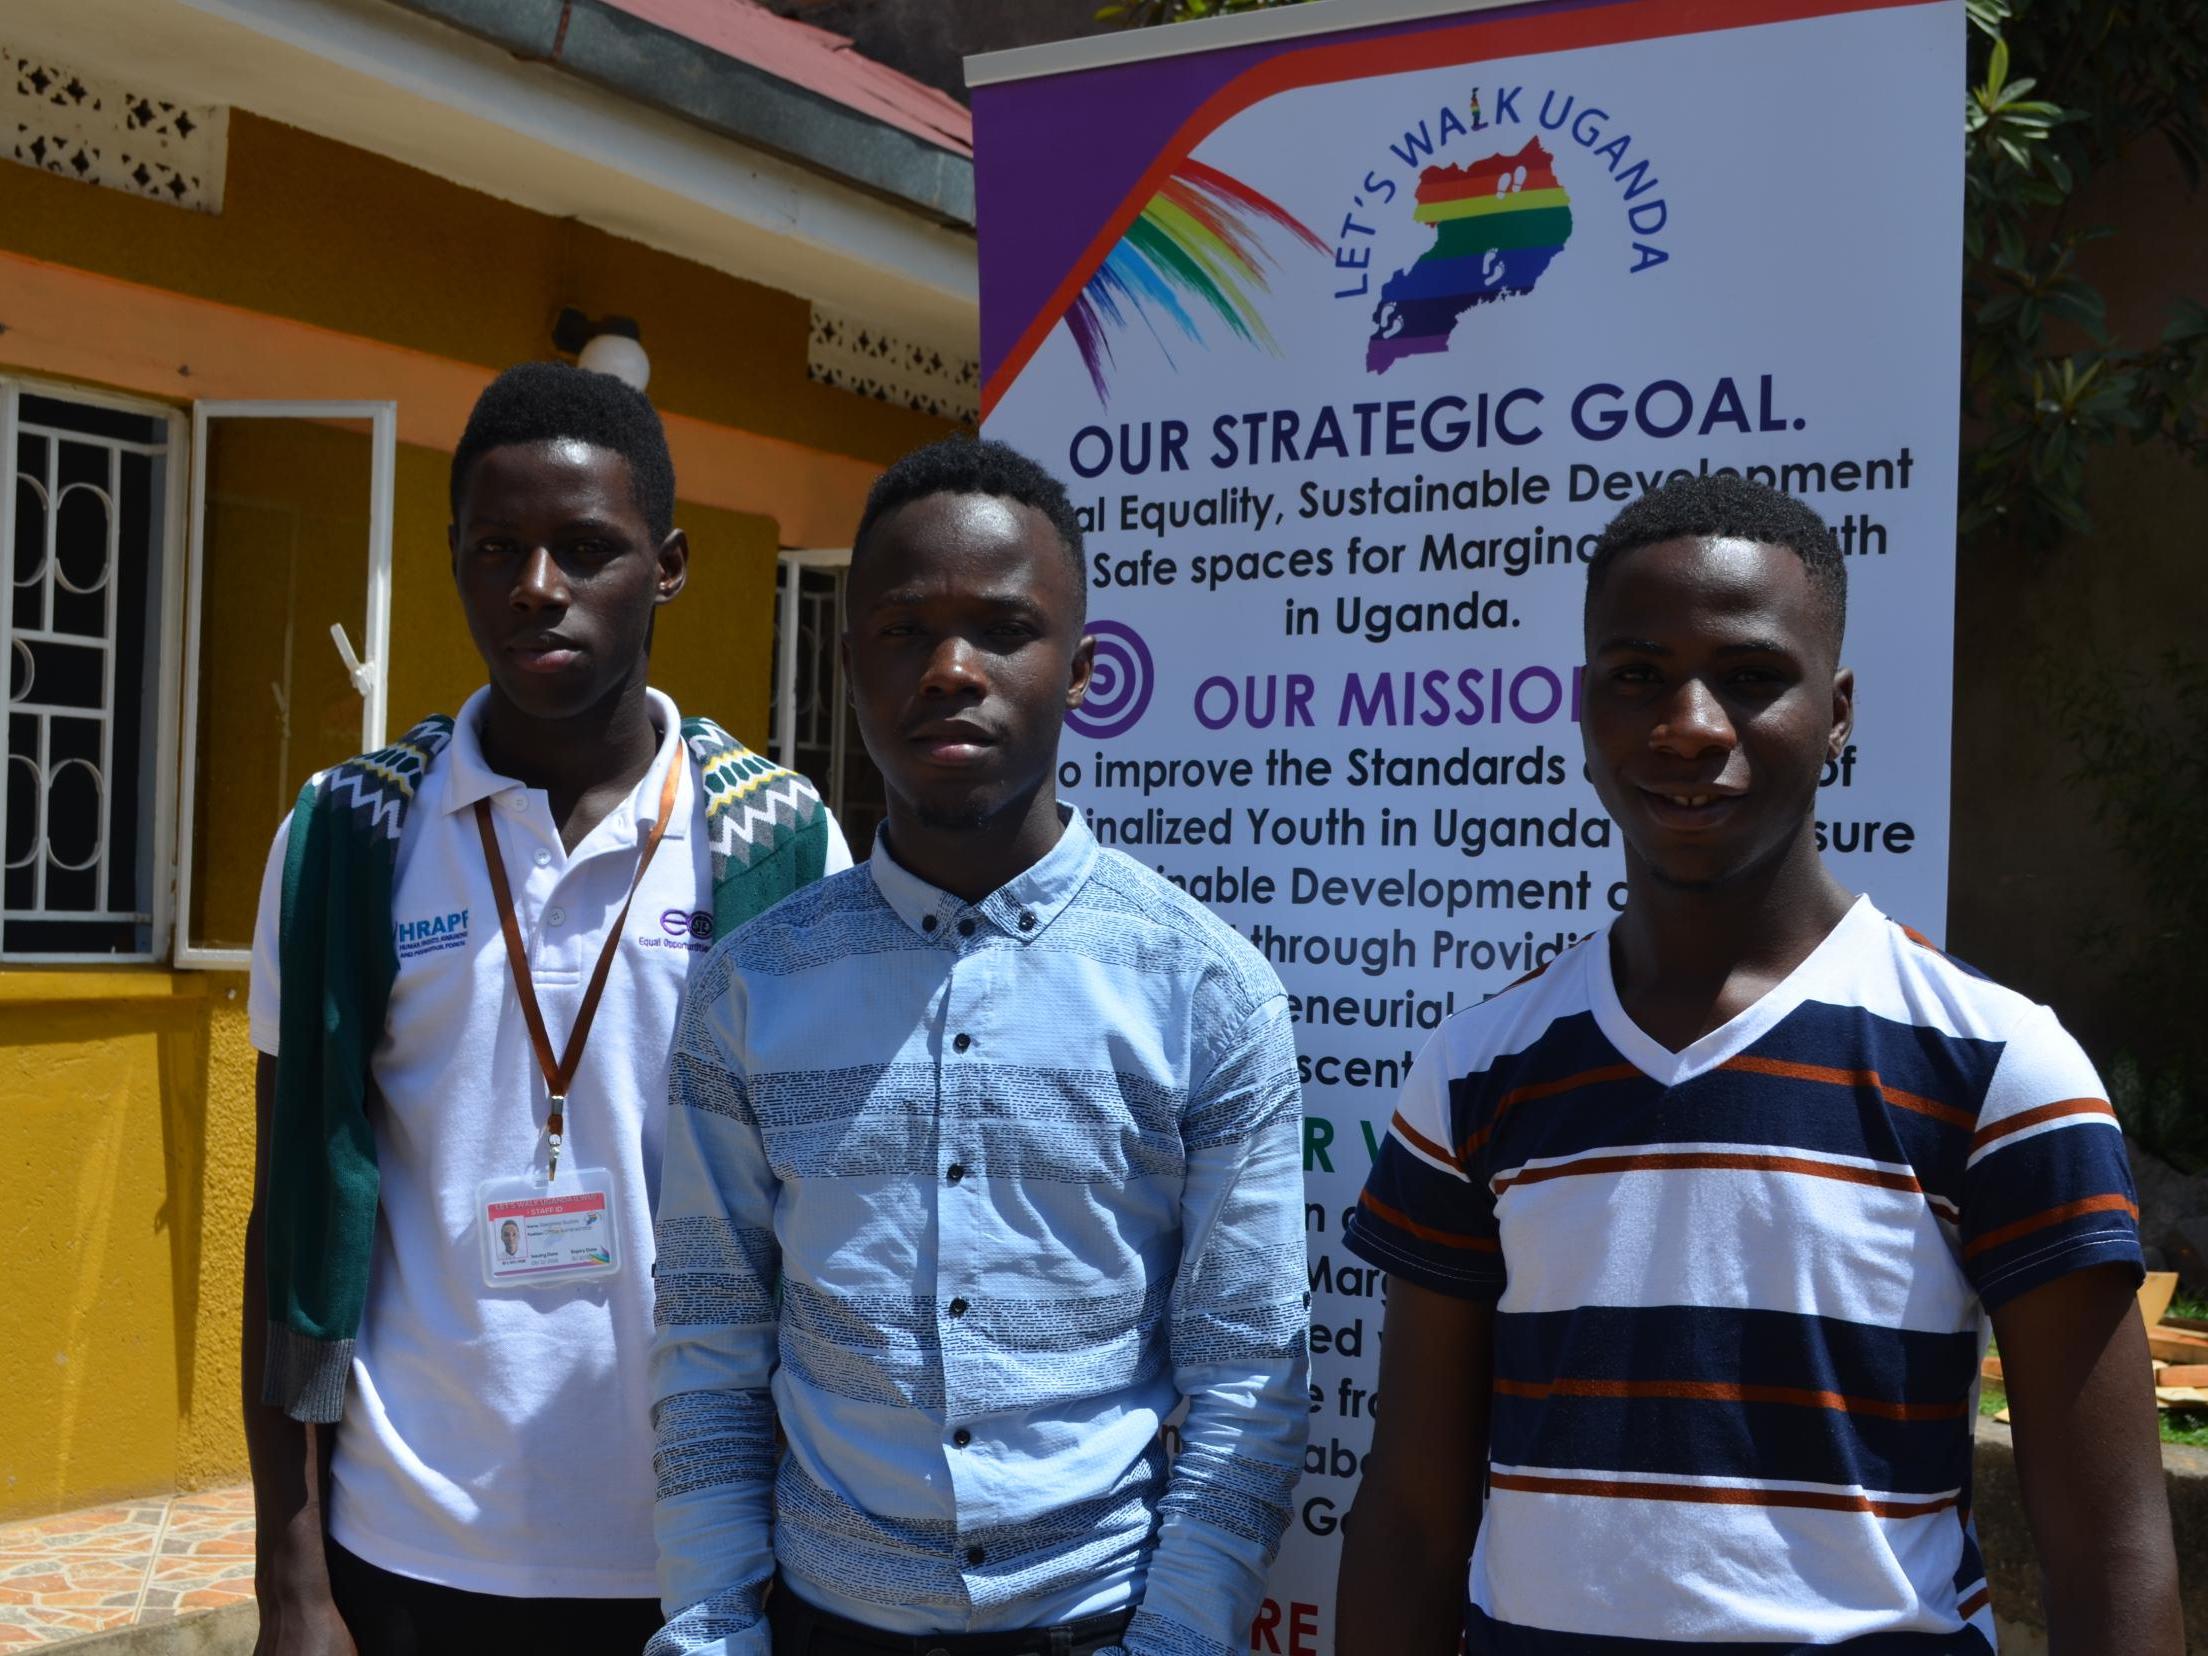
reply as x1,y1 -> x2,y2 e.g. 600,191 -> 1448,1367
552,307 -> 650,391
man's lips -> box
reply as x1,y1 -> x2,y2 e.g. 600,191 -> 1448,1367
508,638 -> 583,674
1634,784 -> 1745,830
908,724 -> 997,766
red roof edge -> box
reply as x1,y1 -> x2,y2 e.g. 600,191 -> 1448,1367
599,0 -> 973,158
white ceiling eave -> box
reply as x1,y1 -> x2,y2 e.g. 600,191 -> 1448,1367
7,0 -> 980,349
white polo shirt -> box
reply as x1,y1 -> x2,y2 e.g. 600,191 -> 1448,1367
249,686 -> 849,1598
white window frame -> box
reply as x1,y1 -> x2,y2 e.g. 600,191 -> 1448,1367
173,401 -> 396,971
0,376 -> 188,965
774,548 -> 851,813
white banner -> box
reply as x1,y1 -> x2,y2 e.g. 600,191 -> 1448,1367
974,2 -> 1961,1645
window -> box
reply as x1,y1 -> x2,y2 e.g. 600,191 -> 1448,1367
1,386 -> 398,968
1,383 -> 184,961
770,550 -> 886,854
175,402 -> 395,969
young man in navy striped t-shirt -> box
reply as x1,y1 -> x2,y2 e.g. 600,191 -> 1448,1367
1337,475 -> 2181,1653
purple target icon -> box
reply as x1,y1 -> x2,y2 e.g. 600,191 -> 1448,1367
1067,619 -> 1155,740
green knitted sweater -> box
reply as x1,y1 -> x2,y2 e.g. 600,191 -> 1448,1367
263,712 -> 830,1423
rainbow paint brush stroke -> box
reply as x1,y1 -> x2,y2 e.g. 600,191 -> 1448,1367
1066,159 -> 1325,403
1368,136 -> 1574,374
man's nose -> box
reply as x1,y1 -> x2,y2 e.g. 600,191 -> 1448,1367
511,545 -> 567,610
919,634 -> 986,697
1652,677 -> 1737,756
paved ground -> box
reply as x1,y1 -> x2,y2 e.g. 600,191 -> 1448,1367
0,1489 -> 253,1650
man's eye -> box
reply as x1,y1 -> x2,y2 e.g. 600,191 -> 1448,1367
1611,665 -> 1658,685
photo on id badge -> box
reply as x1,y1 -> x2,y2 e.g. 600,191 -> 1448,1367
477,1165 -> 621,1288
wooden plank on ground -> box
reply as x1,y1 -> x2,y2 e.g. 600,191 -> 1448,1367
2149,1326 -> 2208,1364
2140,1270 -> 2180,1328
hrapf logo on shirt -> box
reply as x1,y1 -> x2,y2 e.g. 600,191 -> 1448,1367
394,908 -> 468,960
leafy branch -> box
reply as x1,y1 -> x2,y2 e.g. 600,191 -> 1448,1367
1962,0 -> 2207,542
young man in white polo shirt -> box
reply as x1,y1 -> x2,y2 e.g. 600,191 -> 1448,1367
242,363 -> 848,1655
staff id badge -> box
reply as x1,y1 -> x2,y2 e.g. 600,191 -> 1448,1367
477,1169 -> 622,1289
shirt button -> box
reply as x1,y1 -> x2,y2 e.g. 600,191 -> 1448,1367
946,1163 -> 965,1185
502,793 -> 526,813
921,915 -> 937,933
952,1428 -> 972,1448
957,918 -> 975,938
947,1297 -> 968,1318
545,906 -> 567,927
953,1032 -> 972,1053
965,1545 -> 985,1567
533,848 -> 552,867
1018,912 -> 1035,931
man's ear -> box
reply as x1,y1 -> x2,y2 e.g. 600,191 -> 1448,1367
1067,629 -> 1098,709
1829,665 -> 1855,755
654,529 -> 690,606
447,521 -> 460,576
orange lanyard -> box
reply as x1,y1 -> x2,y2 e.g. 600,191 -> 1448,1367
472,753 -> 683,1180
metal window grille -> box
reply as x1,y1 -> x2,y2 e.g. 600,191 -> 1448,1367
770,558 -> 847,814
2,384 -> 180,961
771,551 -> 887,853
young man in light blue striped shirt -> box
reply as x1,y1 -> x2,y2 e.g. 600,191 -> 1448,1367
648,437 -> 1311,1656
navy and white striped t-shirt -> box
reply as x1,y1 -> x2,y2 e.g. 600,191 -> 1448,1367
1343,897 -> 2142,1653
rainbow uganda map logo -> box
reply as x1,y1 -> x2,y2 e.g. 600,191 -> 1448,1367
1368,135 -> 1573,373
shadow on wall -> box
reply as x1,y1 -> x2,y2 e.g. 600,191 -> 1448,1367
0,982 -> 252,1521
158,1005 -> 219,1425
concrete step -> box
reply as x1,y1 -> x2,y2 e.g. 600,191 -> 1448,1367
42,1604 -> 256,1654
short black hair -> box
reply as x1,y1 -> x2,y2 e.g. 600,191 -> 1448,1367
450,361 -> 676,541
850,437 -> 1086,614
1586,472 -> 1846,648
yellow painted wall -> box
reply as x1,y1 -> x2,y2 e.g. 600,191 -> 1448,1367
0,974 -> 252,1515
189,421 -> 381,951
0,102 -> 907,1519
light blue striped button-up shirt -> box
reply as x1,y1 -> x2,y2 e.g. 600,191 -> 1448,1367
648,808 -> 1309,1656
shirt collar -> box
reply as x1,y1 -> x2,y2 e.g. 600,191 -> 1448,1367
867,805 -> 1097,944
438,684 -> 691,841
